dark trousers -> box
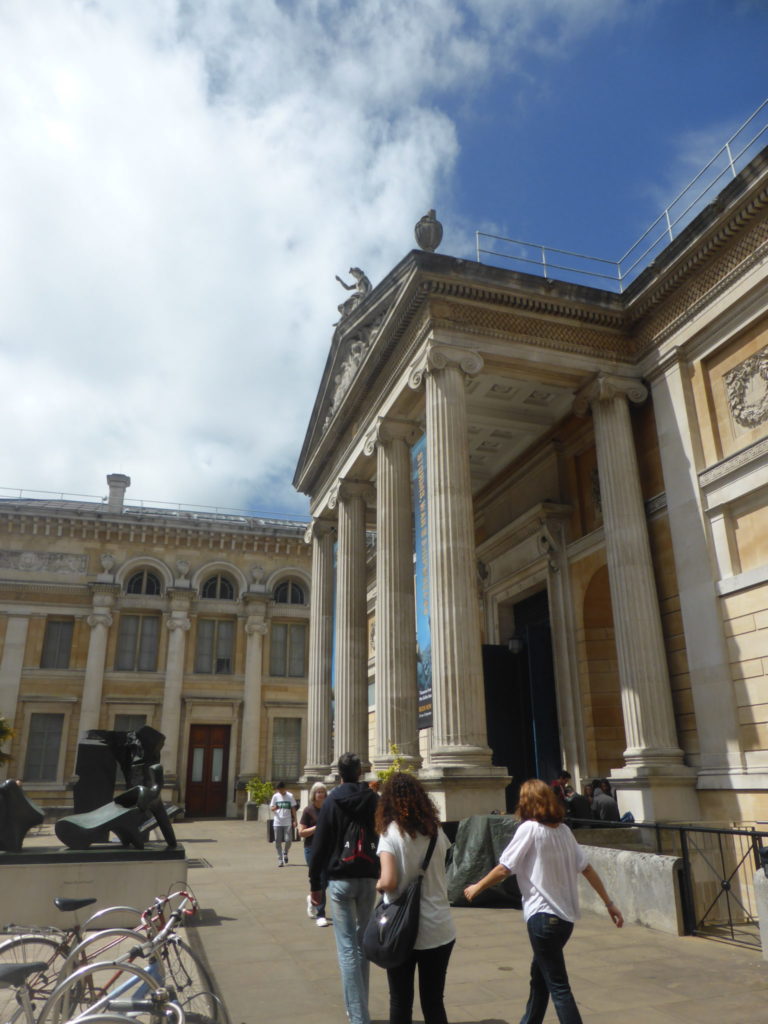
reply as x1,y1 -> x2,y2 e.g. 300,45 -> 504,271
386,939 -> 454,1024
520,913 -> 582,1024
303,843 -> 327,918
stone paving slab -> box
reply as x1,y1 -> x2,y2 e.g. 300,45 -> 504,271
175,819 -> 767,1024
17,818 -> 768,1023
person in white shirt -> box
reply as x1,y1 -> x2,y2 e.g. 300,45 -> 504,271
464,778 -> 623,1024
375,772 -> 456,1024
269,780 -> 297,867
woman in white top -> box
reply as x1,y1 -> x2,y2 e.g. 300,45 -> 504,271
464,778 -> 623,1024
375,772 -> 456,1024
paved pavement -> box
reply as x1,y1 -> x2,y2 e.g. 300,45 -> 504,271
175,818 -> 768,1024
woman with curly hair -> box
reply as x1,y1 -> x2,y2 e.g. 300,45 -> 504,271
375,772 -> 455,1024
464,778 -> 623,1024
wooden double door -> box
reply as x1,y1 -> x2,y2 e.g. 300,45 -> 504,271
184,724 -> 230,817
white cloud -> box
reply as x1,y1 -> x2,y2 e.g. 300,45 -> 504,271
0,0 -> 628,513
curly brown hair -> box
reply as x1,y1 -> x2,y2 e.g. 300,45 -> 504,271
375,772 -> 440,838
517,778 -> 565,825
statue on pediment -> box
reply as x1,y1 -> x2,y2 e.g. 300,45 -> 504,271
334,267 -> 371,324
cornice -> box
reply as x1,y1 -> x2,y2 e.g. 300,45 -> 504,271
698,436 -> 768,490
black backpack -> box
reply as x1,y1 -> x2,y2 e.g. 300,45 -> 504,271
336,815 -> 378,876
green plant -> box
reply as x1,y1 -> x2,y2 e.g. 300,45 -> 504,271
0,713 -> 13,765
245,776 -> 273,804
376,744 -> 415,784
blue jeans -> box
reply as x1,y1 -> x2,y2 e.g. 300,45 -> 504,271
303,844 -> 326,918
520,913 -> 582,1024
328,877 -> 377,1024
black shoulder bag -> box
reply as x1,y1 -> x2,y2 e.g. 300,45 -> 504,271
362,832 -> 438,970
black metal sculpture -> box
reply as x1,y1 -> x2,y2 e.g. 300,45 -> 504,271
0,779 -> 44,851
55,726 -> 178,851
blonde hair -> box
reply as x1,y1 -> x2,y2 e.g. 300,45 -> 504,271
309,781 -> 328,804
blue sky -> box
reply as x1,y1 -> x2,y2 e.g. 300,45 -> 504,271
0,0 -> 765,516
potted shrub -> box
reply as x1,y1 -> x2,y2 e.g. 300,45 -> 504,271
244,775 -> 273,821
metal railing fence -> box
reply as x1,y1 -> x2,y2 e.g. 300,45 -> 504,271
476,98 -> 768,293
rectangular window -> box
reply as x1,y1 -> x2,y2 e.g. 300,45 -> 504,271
269,623 -> 307,677
23,712 -> 64,781
115,615 -> 160,671
194,619 -> 234,674
114,713 -> 147,734
271,717 -> 301,779
40,619 -> 74,669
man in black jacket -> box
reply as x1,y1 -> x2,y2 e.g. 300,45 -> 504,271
310,752 -> 379,1024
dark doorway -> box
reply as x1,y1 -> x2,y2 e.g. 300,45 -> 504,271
482,589 -> 561,810
184,724 -> 230,817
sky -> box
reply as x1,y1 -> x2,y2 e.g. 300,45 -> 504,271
0,0 -> 766,517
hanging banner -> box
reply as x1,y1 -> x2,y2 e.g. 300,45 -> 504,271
411,433 -> 432,729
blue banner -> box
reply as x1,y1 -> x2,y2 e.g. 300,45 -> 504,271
411,433 -> 432,729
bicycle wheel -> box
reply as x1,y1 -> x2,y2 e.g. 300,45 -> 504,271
38,958 -> 162,1024
161,938 -> 221,1020
0,934 -> 63,1020
180,990 -> 229,1024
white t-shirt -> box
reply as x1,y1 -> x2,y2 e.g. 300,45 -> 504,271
498,820 -> 589,923
376,824 -> 456,950
270,790 -> 297,827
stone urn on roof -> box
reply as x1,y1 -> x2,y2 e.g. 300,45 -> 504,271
414,209 -> 443,252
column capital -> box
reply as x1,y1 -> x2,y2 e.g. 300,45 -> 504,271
363,416 -> 421,456
328,479 -> 375,510
166,614 -> 190,632
245,618 -> 268,636
573,372 -> 647,416
303,518 -> 337,545
408,344 -> 484,391
86,611 -> 113,629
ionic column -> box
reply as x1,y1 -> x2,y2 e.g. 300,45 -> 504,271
159,592 -> 192,781
241,599 -> 268,779
0,615 -> 29,778
364,418 -> 420,771
330,480 -> 373,768
78,585 -> 117,736
303,520 -> 335,778
410,345 -> 492,768
574,374 -> 684,767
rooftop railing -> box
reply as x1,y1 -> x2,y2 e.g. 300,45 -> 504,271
476,98 -> 768,293
0,486 -> 310,527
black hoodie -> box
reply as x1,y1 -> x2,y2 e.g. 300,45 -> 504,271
308,781 -> 379,889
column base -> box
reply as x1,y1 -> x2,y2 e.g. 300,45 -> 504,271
418,765 -> 510,821
427,744 -> 495,771
609,764 -> 700,822
370,754 -> 422,775
299,767 -> 332,784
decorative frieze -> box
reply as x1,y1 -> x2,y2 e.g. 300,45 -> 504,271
0,550 -> 87,574
724,345 -> 768,428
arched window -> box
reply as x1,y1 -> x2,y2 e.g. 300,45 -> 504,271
274,579 -> 305,605
201,574 -> 235,600
126,570 -> 162,596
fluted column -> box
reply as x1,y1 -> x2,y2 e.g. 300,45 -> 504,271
365,417 -> 421,771
0,615 -> 29,779
241,599 -> 268,778
410,345 -> 492,768
78,585 -> 117,736
330,480 -> 373,768
574,374 -> 684,768
303,520 -> 335,778
159,591 -> 192,781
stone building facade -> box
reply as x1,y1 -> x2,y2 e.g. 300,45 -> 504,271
294,149 -> 768,825
0,475 -> 311,817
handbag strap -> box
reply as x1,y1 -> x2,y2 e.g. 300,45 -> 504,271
418,832 -> 438,875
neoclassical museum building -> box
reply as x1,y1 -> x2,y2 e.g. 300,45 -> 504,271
295,147 -> 768,824
0,474 -> 310,817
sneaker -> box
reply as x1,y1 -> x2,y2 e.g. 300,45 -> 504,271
316,916 -> 330,927
277,860 -> 283,867
283,855 -> 289,865
306,895 -> 317,919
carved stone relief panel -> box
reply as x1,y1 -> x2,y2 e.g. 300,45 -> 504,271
0,550 -> 88,574
724,346 -> 768,429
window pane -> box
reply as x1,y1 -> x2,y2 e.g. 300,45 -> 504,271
288,624 -> 306,677
271,718 -> 301,779
270,624 -> 287,676
211,747 -> 224,782
116,615 -> 139,670
215,620 -> 234,675
219,577 -> 234,600
145,573 -> 161,596
127,572 -> 145,594
114,713 -> 147,734
191,747 -> 204,783
41,620 -> 73,669
291,582 -> 305,604
195,619 -> 215,673
24,713 -> 64,781
137,616 -> 159,671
